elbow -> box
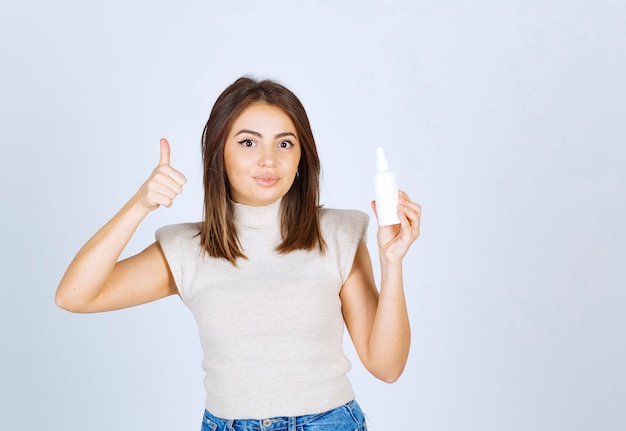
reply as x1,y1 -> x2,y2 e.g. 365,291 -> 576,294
362,347 -> 409,383
55,289 -> 75,312
380,374 -> 401,384
55,286 -> 87,313
368,362 -> 406,384
376,369 -> 404,384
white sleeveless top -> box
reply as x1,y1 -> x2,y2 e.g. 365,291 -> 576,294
156,199 -> 369,419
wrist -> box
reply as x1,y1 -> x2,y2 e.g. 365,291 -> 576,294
379,253 -> 402,272
126,192 -> 155,219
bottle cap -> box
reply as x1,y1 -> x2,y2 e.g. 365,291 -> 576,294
376,147 -> 389,172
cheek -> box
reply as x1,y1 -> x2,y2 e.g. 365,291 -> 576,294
223,166 -> 240,189
289,150 -> 302,171
224,156 -> 242,178
226,170 -> 241,183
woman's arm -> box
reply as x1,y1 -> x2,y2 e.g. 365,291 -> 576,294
340,190 -> 421,383
55,138 -> 187,313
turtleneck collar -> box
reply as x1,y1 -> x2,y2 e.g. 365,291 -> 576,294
232,198 -> 282,229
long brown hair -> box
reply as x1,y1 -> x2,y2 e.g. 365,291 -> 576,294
200,77 -> 325,264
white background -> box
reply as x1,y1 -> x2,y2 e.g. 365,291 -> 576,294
1,1 -> 625,430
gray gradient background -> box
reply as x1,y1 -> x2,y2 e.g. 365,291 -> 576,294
1,1 -> 625,430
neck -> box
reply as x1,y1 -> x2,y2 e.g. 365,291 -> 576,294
233,198 -> 282,229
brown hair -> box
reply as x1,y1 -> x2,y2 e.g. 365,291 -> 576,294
200,77 -> 325,264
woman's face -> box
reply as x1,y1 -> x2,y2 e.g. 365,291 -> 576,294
224,103 -> 301,206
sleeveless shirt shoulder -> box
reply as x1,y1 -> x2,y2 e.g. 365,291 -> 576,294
319,208 -> 369,283
155,222 -> 202,296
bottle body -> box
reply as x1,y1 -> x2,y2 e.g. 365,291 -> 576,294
373,170 -> 400,226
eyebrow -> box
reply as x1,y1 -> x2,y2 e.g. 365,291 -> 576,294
234,129 -> 298,140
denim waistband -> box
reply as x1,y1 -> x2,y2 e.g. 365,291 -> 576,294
202,400 -> 366,431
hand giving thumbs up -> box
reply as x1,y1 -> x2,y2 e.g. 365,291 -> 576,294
136,138 -> 187,211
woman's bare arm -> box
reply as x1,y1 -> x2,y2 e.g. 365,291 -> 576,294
340,191 -> 421,382
55,138 -> 186,313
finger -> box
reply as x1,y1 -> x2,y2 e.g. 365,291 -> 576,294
147,182 -> 179,208
398,190 -> 413,204
399,200 -> 421,221
155,165 -> 187,187
397,191 -> 421,213
399,202 -> 421,236
168,167 -> 187,186
152,169 -> 185,194
151,194 -> 175,209
159,138 -> 171,166
401,201 -> 422,218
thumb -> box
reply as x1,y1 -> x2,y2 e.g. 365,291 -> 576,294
159,138 -> 171,166
371,200 -> 378,217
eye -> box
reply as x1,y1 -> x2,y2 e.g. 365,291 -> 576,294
238,139 -> 256,148
278,140 -> 294,149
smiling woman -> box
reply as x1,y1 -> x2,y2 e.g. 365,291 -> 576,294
55,76 -> 422,430
224,103 -> 301,207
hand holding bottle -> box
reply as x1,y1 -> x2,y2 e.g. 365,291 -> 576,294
136,138 -> 187,211
371,148 -> 421,263
372,190 -> 421,263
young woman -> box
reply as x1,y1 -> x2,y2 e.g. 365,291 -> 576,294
56,77 -> 422,430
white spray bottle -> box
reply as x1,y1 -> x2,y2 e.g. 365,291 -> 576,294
373,147 -> 401,226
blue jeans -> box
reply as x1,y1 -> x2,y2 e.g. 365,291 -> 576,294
201,400 -> 367,431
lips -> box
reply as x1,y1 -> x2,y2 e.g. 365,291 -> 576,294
253,173 -> 280,187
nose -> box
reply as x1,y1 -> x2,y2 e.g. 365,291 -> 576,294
258,145 -> 276,167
